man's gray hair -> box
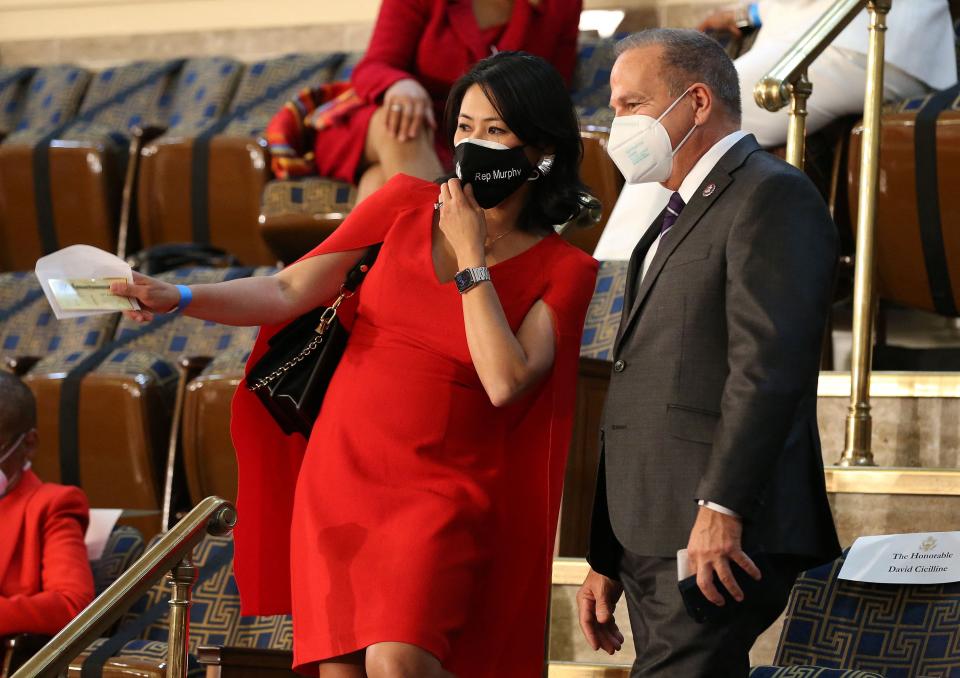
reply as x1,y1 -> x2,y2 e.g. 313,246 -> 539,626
616,28 -> 742,124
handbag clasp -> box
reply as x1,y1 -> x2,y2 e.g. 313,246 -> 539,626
315,288 -> 351,333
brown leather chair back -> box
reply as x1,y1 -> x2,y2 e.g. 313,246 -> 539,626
848,91 -> 960,315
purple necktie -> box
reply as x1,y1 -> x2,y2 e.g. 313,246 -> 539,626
661,192 -> 685,235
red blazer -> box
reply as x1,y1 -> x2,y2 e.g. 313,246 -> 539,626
352,0 -> 582,108
0,471 -> 94,637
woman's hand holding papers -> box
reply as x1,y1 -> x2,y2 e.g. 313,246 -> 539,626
110,271 -> 179,322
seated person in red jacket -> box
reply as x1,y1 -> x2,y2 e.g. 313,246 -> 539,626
313,0 -> 581,202
0,372 -> 94,638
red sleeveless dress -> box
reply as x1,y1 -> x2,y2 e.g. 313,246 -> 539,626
230,174 -> 598,676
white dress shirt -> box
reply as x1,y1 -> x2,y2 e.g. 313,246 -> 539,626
639,130 -> 748,284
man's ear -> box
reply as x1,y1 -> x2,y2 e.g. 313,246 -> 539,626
690,82 -> 714,126
21,427 -> 39,459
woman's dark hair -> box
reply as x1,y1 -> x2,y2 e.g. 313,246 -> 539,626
444,51 -> 588,234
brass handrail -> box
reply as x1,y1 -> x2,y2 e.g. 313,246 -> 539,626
753,0 -> 891,466
12,496 -> 237,678
838,0 -> 890,467
754,0 -> 865,112
753,0 -> 866,168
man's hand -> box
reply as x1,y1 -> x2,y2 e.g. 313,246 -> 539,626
577,569 -> 625,655
686,506 -> 761,606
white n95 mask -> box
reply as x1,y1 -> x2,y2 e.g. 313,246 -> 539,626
606,88 -> 698,184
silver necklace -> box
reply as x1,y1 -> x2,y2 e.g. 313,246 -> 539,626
485,229 -> 515,249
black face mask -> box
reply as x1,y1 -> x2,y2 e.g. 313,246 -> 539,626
454,139 -> 535,209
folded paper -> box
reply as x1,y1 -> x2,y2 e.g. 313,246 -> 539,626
839,531 -> 960,584
35,245 -> 140,319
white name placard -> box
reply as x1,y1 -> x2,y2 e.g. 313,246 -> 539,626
839,531 -> 960,584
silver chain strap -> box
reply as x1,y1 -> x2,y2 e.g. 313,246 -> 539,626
248,288 -> 351,392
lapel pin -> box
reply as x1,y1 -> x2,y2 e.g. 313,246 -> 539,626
702,183 -> 716,197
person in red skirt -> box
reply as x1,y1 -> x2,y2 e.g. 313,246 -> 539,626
318,0 -> 582,202
112,52 -> 599,677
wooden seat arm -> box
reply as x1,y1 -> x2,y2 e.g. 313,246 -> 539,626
197,645 -> 297,677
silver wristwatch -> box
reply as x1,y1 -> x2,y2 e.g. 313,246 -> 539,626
454,266 -> 491,294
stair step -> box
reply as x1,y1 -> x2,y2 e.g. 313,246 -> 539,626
550,467 -> 960,668
547,663 -> 630,677
818,372 -> 960,467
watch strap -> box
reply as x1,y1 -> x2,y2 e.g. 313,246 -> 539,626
455,266 -> 491,294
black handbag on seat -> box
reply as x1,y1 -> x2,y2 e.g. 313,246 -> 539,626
246,244 -> 381,437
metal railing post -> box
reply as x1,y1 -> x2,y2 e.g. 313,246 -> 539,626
838,0 -> 890,467
11,497 -> 236,678
785,72 -> 813,169
166,560 -> 198,678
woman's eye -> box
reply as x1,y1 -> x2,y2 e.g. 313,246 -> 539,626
458,123 -> 471,132
488,126 -> 505,135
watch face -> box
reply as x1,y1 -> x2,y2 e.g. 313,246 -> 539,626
454,270 -> 473,292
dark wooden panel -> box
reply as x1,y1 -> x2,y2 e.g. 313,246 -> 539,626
556,357 -> 611,558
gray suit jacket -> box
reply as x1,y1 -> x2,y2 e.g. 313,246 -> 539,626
588,135 -> 842,577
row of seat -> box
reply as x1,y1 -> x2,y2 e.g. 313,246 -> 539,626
0,53 -> 353,270
0,252 -> 626,551
0,266 -> 270,537
0,35 -> 620,273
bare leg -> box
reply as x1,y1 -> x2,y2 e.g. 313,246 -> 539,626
365,642 -> 456,678
356,164 -> 387,203
319,650 -> 366,678
364,106 -> 444,185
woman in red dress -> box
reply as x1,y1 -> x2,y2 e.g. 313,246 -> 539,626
113,53 -> 598,677
320,0 -> 582,201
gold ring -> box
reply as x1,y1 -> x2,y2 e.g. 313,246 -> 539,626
390,103 -> 403,112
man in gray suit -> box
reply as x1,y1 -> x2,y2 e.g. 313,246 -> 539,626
577,29 -> 842,676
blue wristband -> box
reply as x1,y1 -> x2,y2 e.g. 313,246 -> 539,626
748,2 -> 761,28
175,284 -> 193,312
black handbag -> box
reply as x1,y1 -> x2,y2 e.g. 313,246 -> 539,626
246,244 -> 382,437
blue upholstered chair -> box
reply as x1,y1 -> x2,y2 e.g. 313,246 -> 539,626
0,270 -> 119,374
572,33 -> 618,133
750,668 -> 885,678
136,53 -> 346,266
181,345 -> 256,506
0,59 -> 182,270
91,525 -> 147,597
254,51 -> 363,263
70,533 -> 293,678
219,54 -> 344,139
22,266 -> 271,537
1,64 -> 91,147
751,552 -> 960,677
580,261 -> 628,362
0,66 -> 36,141
59,59 -> 183,145
0,64 -> 91,272
159,57 -> 243,138
569,34 -> 623,254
